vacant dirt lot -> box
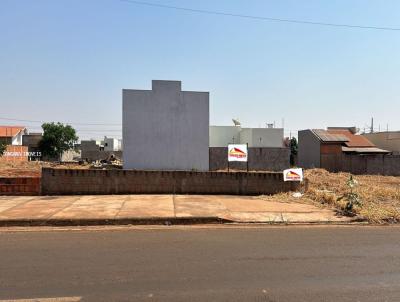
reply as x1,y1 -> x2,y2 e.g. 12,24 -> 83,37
1,162 -> 399,223
261,169 -> 400,223
0,161 -> 43,177
304,169 -> 400,223
0,161 -> 89,177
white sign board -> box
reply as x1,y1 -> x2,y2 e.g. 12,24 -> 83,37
283,168 -> 304,182
228,144 -> 248,162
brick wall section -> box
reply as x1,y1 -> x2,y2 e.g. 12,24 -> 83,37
0,145 -> 28,162
0,177 -> 40,195
41,168 -> 300,195
210,147 -> 290,171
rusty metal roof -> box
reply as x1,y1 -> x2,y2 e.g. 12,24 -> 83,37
312,129 -> 349,142
328,129 -> 375,147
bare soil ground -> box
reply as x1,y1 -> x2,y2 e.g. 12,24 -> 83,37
0,161 -> 90,177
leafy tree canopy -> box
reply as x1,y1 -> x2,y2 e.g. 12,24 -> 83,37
289,137 -> 298,166
39,122 -> 78,159
290,137 -> 298,155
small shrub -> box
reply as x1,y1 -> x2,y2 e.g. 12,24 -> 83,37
337,175 -> 362,215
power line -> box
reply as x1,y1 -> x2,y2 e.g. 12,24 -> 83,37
0,116 -> 121,126
28,128 -> 122,133
119,0 -> 400,31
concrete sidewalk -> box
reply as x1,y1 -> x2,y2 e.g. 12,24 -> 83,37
0,195 -> 355,226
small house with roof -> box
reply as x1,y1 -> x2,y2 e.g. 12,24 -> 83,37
0,126 -> 26,146
298,127 -> 389,170
0,126 -> 29,162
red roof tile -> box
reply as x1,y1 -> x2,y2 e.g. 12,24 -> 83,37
0,126 -> 26,138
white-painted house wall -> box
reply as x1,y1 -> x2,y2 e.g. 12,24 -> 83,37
11,131 -> 24,146
245,128 -> 284,147
209,126 -> 284,148
238,128 -> 252,145
209,126 -> 241,147
103,137 -> 121,151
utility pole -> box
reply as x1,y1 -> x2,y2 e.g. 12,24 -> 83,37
370,117 -> 374,133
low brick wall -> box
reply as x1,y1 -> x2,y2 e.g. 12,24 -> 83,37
0,177 -> 41,195
41,168 -> 301,195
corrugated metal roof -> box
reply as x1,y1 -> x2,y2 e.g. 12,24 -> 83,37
328,130 -> 375,147
342,147 -> 390,154
312,129 -> 349,142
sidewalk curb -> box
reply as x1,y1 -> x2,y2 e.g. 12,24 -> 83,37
0,217 -> 233,227
0,216 -> 366,227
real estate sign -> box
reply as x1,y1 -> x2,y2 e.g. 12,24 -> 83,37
228,144 -> 248,162
283,168 -> 304,181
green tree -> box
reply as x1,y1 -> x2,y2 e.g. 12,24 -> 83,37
0,141 -> 7,157
289,137 -> 298,166
39,122 -> 78,160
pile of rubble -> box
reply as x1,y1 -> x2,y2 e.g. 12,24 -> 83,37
90,154 -> 122,170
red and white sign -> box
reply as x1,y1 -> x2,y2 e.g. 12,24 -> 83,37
283,168 -> 303,182
228,144 -> 248,162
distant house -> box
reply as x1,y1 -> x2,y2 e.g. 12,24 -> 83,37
79,137 -> 122,162
22,132 -> 43,152
0,126 -> 28,162
0,126 -> 26,146
209,125 -> 289,171
210,126 -> 284,148
21,132 -> 43,161
103,137 -> 122,152
298,127 -> 390,171
362,131 -> 400,155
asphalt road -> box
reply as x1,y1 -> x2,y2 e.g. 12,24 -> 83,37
0,226 -> 399,302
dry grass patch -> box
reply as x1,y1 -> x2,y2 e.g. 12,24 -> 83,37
0,161 -> 90,177
304,169 -> 400,223
0,161 -> 43,177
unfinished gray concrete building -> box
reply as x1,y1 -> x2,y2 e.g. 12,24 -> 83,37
123,80 -> 209,171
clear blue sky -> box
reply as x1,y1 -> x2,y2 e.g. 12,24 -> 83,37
1,0 -> 399,139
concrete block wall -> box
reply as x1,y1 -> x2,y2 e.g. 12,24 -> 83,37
123,80 -> 209,171
0,177 -> 40,195
41,168 -> 300,195
383,155 -> 400,175
209,147 -> 290,171
320,154 -> 400,176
